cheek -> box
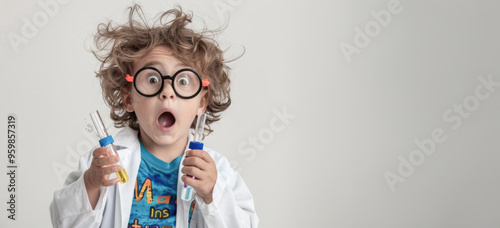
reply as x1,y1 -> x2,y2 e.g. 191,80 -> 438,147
130,94 -> 151,117
189,97 -> 205,113
178,100 -> 203,123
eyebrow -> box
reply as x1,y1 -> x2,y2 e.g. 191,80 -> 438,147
138,60 -> 192,72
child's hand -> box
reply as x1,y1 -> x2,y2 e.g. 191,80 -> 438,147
181,150 -> 217,204
84,147 -> 122,189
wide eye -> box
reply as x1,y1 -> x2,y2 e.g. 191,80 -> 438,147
147,75 -> 160,84
177,75 -> 191,86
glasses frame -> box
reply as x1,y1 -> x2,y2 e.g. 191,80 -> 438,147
130,66 -> 204,99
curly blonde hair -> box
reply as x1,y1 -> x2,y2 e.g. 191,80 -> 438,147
93,5 -> 232,135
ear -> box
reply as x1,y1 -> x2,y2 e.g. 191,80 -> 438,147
122,88 -> 134,112
196,91 -> 208,116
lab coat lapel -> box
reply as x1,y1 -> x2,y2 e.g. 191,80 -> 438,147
176,132 -> 194,227
118,147 -> 141,226
113,127 -> 142,227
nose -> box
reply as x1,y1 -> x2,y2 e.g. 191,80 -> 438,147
159,80 -> 176,100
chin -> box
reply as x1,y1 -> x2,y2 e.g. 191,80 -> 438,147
152,134 -> 178,146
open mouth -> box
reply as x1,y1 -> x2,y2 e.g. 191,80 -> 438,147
158,111 -> 176,128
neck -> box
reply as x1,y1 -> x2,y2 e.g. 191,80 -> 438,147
138,130 -> 187,163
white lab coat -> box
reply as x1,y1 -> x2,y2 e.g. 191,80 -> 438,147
50,126 -> 258,228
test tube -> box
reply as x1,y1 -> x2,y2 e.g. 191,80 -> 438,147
89,110 -> 129,184
181,113 -> 207,201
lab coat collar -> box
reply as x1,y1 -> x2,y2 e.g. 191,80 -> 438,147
113,126 -> 140,153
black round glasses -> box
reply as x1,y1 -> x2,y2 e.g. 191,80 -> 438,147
125,67 -> 210,99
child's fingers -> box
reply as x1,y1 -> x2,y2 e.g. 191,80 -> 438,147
183,150 -> 215,172
181,175 -> 197,187
182,157 -> 208,171
92,147 -> 111,158
185,150 -> 213,163
93,155 -> 120,167
181,166 -> 203,179
98,164 -> 122,176
101,178 -> 120,187
86,164 -> 121,188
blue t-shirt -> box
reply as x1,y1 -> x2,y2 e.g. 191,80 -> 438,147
128,141 -> 182,228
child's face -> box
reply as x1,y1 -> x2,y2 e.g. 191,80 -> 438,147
123,46 -> 207,152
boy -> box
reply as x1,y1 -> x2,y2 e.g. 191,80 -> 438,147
50,5 -> 258,228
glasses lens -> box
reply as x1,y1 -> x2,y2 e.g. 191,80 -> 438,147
135,68 -> 163,96
174,70 -> 201,97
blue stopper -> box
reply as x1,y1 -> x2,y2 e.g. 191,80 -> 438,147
189,141 -> 204,150
99,135 -> 114,147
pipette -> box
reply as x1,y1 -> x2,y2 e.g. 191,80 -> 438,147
181,113 -> 207,201
89,110 -> 129,184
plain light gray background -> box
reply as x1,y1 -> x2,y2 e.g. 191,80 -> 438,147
1,0 -> 500,227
